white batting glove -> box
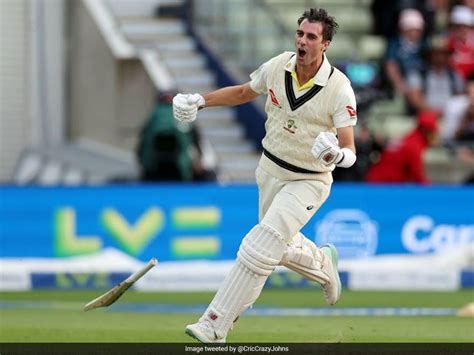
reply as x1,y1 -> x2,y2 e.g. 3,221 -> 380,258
311,132 -> 343,166
172,93 -> 205,122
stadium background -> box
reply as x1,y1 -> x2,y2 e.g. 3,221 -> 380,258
0,0 -> 473,347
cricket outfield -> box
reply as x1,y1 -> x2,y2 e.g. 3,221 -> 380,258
1,289 -> 473,343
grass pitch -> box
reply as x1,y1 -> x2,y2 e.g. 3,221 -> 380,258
0,289 -> 473,343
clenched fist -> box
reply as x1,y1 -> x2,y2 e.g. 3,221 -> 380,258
172,93 -> 205,122
311,132 -> 343,166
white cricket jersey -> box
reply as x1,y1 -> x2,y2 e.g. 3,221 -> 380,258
250,51 -> 357,178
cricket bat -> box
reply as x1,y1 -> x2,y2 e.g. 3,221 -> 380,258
83,258 -> 158,312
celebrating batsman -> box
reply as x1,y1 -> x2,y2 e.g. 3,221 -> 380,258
173,8 -> 357,343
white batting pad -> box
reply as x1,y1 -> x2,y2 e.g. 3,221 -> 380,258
199,224 -> 285,339
280,232 -> 330,285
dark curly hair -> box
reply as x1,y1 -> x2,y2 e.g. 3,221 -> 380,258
297,8 -> 339,41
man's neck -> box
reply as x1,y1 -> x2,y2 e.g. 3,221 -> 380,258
295,55 -> 324,85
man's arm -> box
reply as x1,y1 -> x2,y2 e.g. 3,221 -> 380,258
203,82 -> 260,108
311,76 -> 358,168
333,126 -> 357,168
336,126 -> 356,153
173,82 -> 260,122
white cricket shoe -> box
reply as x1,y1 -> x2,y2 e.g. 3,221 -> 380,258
320,244 -> 341,305
185,321 -> 226,343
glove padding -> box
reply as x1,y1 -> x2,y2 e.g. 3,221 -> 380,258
172,93 -> 205,122
311,132 -> 343,166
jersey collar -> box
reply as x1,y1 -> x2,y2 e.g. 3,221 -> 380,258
284,53 -> 332,87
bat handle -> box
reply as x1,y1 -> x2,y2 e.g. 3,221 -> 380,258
126,258 -> 158,283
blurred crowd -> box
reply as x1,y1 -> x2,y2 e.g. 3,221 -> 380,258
336,0 -> 474,184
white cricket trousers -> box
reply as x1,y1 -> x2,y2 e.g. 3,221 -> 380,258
198,155 -> 332,340
256,161 -> 331,239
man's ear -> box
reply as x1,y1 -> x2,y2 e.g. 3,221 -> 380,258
323,40 -> 331,52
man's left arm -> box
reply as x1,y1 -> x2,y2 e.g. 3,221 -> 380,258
336,126 -> 355,152
334,126 -> 356,168
311,81 -> 358,168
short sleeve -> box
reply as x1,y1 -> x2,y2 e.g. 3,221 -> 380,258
332,81 -> 358,128
249,56 -> 279,94
250,52 -> 292,94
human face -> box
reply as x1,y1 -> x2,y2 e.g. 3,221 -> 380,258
402,28 -> 424,43
294,19 -> 330,67
451,24 -> 470,41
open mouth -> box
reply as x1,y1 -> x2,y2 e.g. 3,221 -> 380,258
297,48 -> 306,59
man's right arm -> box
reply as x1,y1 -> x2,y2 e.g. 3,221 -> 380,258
203,82 -> 260,108
173,53 -> 278,121
172,82 -> 260,122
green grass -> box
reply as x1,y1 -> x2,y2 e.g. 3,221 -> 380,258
0,290 -> 473,343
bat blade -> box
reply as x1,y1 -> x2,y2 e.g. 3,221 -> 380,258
83,258 -> 157,312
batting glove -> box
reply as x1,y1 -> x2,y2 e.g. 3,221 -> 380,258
172,93 -> 205,122
311,132 -> 343,166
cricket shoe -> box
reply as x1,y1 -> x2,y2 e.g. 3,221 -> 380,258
320,244 -> 341,305
185,320 -> 226,343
